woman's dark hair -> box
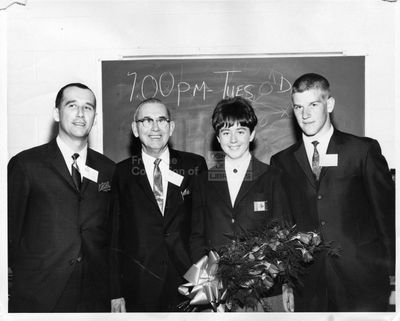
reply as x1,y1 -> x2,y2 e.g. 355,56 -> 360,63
211,96 -> 257,134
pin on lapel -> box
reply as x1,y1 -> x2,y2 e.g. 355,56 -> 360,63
253,201 -> 268,212
168,169 -> 184,187
82,165 -> 99,183
320,154 -> 338,167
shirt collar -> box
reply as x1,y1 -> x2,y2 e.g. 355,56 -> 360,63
56,135 -> 88,167
141,148 -> 170,167
302,125 -> 334,146
224,151 -> 252,174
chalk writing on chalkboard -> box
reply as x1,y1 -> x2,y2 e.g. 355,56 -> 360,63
127,68 -> 292,107
102,56 -> 364,165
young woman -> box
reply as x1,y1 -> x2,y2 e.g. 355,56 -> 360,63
189,96 -> 293,312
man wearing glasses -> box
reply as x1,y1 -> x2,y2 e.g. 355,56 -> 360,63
110,98 -> 207,312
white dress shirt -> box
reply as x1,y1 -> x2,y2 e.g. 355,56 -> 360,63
56,135 -> 87,179
225,152 -> 252,207
302,125 -> 334,168
142,149 -> 170,214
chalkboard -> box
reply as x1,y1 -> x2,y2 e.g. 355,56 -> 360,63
102,56 -> 364,165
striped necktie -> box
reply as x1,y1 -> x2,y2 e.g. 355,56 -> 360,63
311,141 -> 321,180
71,153 -> 82,191
153,158 -> 163,213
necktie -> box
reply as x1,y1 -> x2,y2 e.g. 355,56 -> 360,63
71,153 -> 82,191
311,141 -> 321,180
153,158 -> 163,213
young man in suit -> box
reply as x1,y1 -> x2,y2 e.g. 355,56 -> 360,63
270,73 -> 395,312
110,98 -> 207,312
8,83 -> 116,312
189,96 -> 293,311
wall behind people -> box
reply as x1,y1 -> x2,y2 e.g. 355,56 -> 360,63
5,0 -> 398,170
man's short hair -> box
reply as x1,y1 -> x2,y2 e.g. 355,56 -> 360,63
55,83 -> 96,109
212,96 -> 258,134
133,98 -> 171,121
292,73 -> 331,97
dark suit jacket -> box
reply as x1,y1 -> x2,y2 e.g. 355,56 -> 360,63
190,156 -> 291,263
270,129 -> 395,311
110,149 -> 207,311
8,139 -> 115,312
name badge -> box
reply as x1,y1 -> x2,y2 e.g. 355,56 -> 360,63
254,201 -> 268,212
320,154 -> 338,167
82,165 -> 99,183
167,169 -> 184,187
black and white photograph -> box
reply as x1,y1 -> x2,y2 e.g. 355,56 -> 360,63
1,1 -> 398,321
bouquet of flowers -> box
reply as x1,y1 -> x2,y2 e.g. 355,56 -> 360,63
178,220 -> 339,312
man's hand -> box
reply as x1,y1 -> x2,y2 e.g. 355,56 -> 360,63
282,284 -> 294,312
111,297 -> 126,312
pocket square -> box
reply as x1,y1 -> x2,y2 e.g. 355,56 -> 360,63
98,181 -> 111,192
181,188 -> 191,200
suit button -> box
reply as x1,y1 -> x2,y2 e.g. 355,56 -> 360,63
317,195 -> 323,200
69,256 -> 82,265
321,220 -> 326,226
231,218 -> 235,224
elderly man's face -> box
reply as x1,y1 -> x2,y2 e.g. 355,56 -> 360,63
132,102 -> 175,157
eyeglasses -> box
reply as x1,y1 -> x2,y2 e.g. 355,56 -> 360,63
136,117 -> 170,129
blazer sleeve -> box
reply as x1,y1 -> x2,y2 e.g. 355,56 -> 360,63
271,167 -> 294,228
109,171 -> 123,300
189,173 -> 208,263
8,156 -> 30,269
198,157 -> 208,173
363,139 -> 395,274
269,156 -> 294,227
269,154 -> 283,172
269,154 -> 278,167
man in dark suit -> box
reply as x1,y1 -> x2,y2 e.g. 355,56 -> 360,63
110,98 -> 207,312
270,73 -> 395,312
8,83 -> 115,312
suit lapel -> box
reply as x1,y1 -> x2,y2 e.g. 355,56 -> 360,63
319,129 -> 341,181
208,161 -> 233,209
47,139 -> 78,193
164,149 -> 183,224
130,153 -> 161,213
234,157 -> 267,208
81,149 -> 95,194
294,140 -> 317,189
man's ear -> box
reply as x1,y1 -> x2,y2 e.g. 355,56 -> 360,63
53,107 -> 60,122
327,97 -> 335,113
168,120 -> 175,137
132,122 -> 139,138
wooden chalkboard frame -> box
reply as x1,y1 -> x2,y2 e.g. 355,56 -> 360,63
100,54 -> 364,165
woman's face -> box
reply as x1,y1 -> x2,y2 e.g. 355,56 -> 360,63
217,122 -> 255,160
